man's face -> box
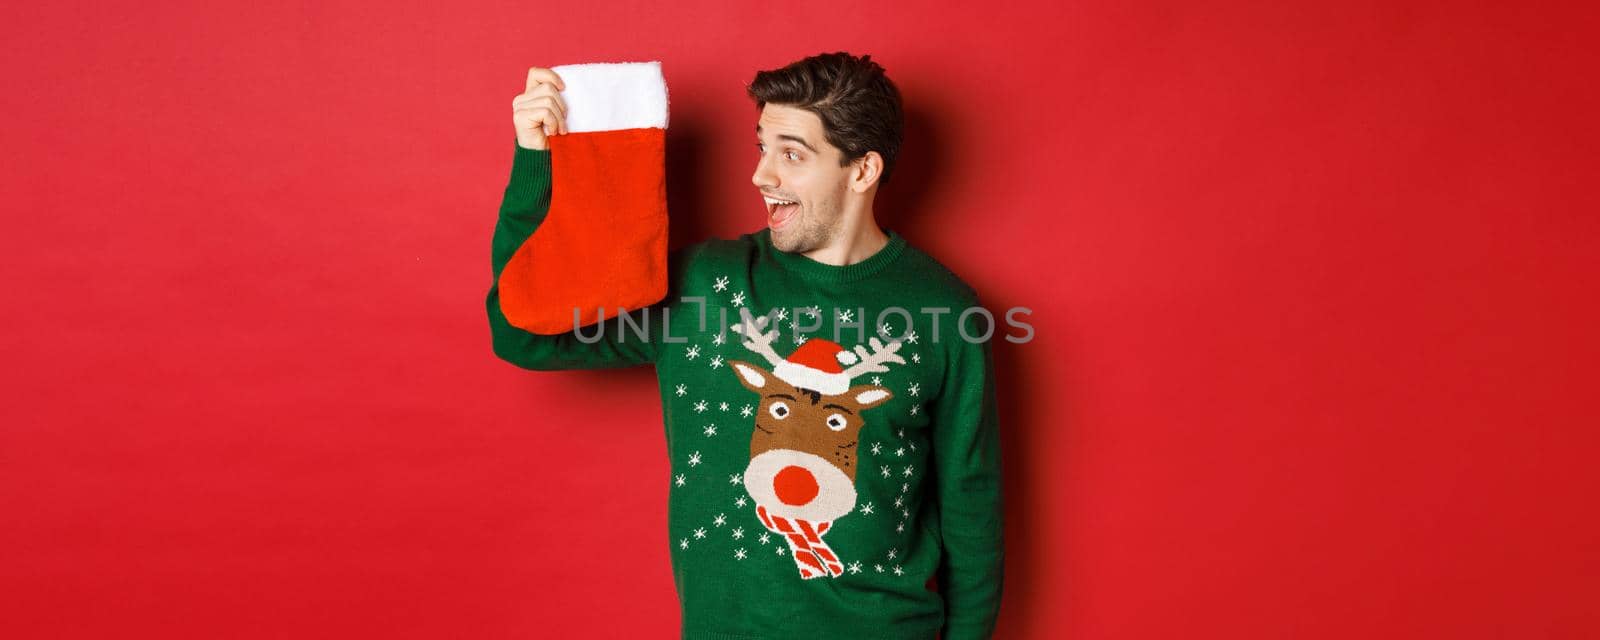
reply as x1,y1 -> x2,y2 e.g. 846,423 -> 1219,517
752,104 -> 853,253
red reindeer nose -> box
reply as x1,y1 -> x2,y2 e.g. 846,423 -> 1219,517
773,465 -> 819,506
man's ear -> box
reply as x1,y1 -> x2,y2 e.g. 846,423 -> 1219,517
728,360 -> 769,392
850,151 -> 884,193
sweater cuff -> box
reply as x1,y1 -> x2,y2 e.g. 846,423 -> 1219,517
508,140 -> 551,197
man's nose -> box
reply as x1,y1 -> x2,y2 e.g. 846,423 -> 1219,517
751,155 -> 777,189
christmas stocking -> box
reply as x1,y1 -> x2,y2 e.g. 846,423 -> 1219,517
499,61 -> 670,334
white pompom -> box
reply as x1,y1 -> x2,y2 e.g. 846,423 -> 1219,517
836,350 -> 858,366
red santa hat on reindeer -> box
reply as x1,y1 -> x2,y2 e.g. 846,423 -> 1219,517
769,338 -> 860,395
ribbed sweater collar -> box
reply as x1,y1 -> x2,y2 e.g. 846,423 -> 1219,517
759,227 -> 908,285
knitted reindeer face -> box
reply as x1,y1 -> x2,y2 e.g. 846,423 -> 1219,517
727,309 -> 906,579
726,359 -> 892,482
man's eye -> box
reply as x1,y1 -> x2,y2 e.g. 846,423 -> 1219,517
784,151 -> 800,161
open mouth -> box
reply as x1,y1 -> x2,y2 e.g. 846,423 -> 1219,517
763,195 -> 800,230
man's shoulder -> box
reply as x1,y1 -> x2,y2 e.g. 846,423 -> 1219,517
893,236 -> 983,307
667,231 -> 759,276
669,232 -> 757,264
661,230 -> 763,299
892,237 -> 1008,352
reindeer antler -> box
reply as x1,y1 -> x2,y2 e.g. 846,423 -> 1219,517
730,308 -> 786,368
841,336 -> 906,378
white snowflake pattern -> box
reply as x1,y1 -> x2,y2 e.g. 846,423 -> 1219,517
911,353 -> 921,364
881,465 -> 891,478
759,532 -> 771,545
774,308 -> 789,322
901,508 -> 910,518
875,564 -> 884,573
687,451 -> 702,466
894,496 -> 905,508
897,428 -> 905,438
870,442 -> 882,455
679,538 -> 689,549
910,442 -> 917,452
718,401 -> 729,411
730,291 -> 746,307
803,305 -> 821,317
903,465 -> 915,477
893,565 -> 904,576
871,376 -> 883,385
703,424 -> 718,437
739,404 -> 753,418
904,330 -> 919,344
734,495 -> 748,508
901,482 -> 910,493
693,400 -> 708,413
837,308 -> 854,323
908,383 -> 920,397
895,447 -> 906,457
887,548 -> 898,560
713,513 -> 727,527
909,405 -> 920,416
675,384 -> 687,397
732,527 -> 746,540
860,502 -> 875,515
710,355 -> 725,369
713,276 -> 729,292
847,561 -> 863,574
674,474 -> 686,487
735,548 -> 748,560
896,522 -> 905,533
686,345 -> 701,360
776,547 -> 787,556
794,335 -> 808,346
693,527 -> 707,539
728,473 -> 743,485
711,333 -> 726,346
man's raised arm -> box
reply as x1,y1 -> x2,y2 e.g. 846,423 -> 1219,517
486,67 -> 658,370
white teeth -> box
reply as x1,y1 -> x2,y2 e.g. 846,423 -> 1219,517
763,197 -> 796,206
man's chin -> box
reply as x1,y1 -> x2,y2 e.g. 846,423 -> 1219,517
769,229 -> 805,253
769,232 -> 796,252
768,218 -> 796,250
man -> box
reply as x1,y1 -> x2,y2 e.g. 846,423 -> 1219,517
489,52 -> 1004,640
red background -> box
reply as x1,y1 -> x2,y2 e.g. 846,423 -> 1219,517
3,1 -> 1597,638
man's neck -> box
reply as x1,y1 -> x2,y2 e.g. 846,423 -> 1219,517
802,214 -> 890,267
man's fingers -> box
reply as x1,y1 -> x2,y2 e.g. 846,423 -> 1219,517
543,86 -> 568,128
515,106 -> 560,131
524,67 -> 566,93
512,93 -> 565,120
514,82 -> 568,136
522,81 -> 564,103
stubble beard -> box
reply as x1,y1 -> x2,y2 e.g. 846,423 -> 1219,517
771,200 -> 842,255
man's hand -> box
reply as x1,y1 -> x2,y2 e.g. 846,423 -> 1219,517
513,67 -> 568,150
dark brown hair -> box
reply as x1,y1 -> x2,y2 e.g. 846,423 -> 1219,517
747,52 -> 904,185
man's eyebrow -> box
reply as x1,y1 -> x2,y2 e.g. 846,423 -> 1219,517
755,125 -> 819,154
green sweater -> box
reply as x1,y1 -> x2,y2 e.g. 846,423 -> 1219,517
487,143 -> 1004,640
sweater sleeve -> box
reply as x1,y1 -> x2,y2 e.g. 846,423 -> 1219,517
486,141 -> 659,370
929,307 -> 1006,640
